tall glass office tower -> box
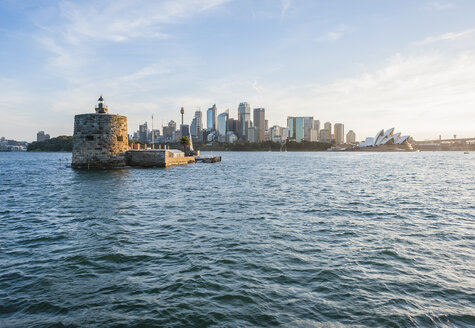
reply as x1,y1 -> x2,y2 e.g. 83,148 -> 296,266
237,102 -> 250,140
207,104 -> 217,131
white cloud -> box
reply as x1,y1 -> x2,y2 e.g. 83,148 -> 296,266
428,2 -> 454,10
414,28 -> 475,45
315,25 -> 351,42
34,0 -> 230,75
4,50 -> 475,141
57,0 -> 230,44
121,63 -> 171,82
281,0 -> 292,19
201,52 -> 475,140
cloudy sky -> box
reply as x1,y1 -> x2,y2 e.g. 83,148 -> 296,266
1,0 -> 474,141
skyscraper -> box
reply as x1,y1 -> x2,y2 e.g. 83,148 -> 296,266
180,124 -> 190,138
207,104 -> 217,131
253,108 -> 265,142
288,117 -> 314,142
237,102 -> 250,140
228,118 -> 238,135
347,130 -> 356,144
287,117 -> 305,142
303,117 -> 313,141
217,110 -> 229,139
313,120 -> 320,141
324,122 -> 332,136
334,123 -> 345,144
139,122 -> 149,143
320,129 -> 331,142
190,110 -> 203,137
247,126 -> 257,143
162,120 -> 176,140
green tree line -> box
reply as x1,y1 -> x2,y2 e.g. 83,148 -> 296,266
27,136 -> 73,152
196,140 -> 332,152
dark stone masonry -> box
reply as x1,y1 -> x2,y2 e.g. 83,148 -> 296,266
71,97 -> 128,169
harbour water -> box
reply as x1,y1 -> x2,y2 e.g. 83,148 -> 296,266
0,152 -> 474,327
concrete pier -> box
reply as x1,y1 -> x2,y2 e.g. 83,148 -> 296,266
125,150 -> 195,168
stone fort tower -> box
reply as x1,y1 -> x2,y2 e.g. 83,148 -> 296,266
71,96 -> 128,169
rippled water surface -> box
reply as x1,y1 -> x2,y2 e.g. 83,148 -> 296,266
1,151 -> 474,327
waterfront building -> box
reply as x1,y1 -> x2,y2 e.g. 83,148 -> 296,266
347,130 -> 356,144
228,118 -> 238,136
248,126 -> 257,143
287,117 -> 295,141
217,110 -> 229,142
270,125 -> 289,143
190,119 -> 197,137
162,120 -> 176,141
288,116 -> 317,142
0,138 -> 28,152
207,131 -> 216,142
190,110 -> 203,138
36,131 -> 50,142
253,108 -> 265,142
139,122 -> 149,143
180,124 -> 190,138
238,102 -> 251,140
324,122 -> 332,137
282,127 -> 289,141
270,126 -> 280,143
265,120 -> 269,131
359,128 -> 412,150
314,120 -> 320,141
207,104 -> 217,131
334,123 -> 345,144
303,117 -> 314,142
151,129 -> 160,144
226,131 -> 238,143
320,129 -> 331,143
264,129 -> 270,141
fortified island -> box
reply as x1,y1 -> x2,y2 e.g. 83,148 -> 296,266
72,96 -> 128,168
71,96 -> 217,169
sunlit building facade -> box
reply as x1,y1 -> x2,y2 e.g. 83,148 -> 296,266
320,129 -> 331,143
238,102 -> 251,140
334,123 -> 344,144
190,110 -> 203,138
324,122 -> 332,136
217,110 -> 229,142
207,104 -> 217,131
347,130 -> 356,144
253,108 -> 265,142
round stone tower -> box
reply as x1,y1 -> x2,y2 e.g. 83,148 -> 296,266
71,96 -> 128,169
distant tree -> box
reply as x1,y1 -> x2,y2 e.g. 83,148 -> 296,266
27,136 -> 73,152
180,136 -> 190,154
194,140 -> 331,152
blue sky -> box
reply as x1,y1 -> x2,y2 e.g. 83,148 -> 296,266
1,0 -> 474,141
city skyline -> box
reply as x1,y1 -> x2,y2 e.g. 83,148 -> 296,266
128,104 -> 353,146
1,0 -> 475,141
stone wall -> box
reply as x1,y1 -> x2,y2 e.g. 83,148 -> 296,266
125,150 -> 195,167
72,113 -> 128,168
126,150 -> 167,167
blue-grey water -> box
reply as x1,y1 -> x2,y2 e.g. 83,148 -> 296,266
0,151 -> 474,327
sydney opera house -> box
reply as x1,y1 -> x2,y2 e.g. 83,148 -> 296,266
358,128 -> 414,151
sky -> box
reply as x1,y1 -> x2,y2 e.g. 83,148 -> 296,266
1,0 -> 474,141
